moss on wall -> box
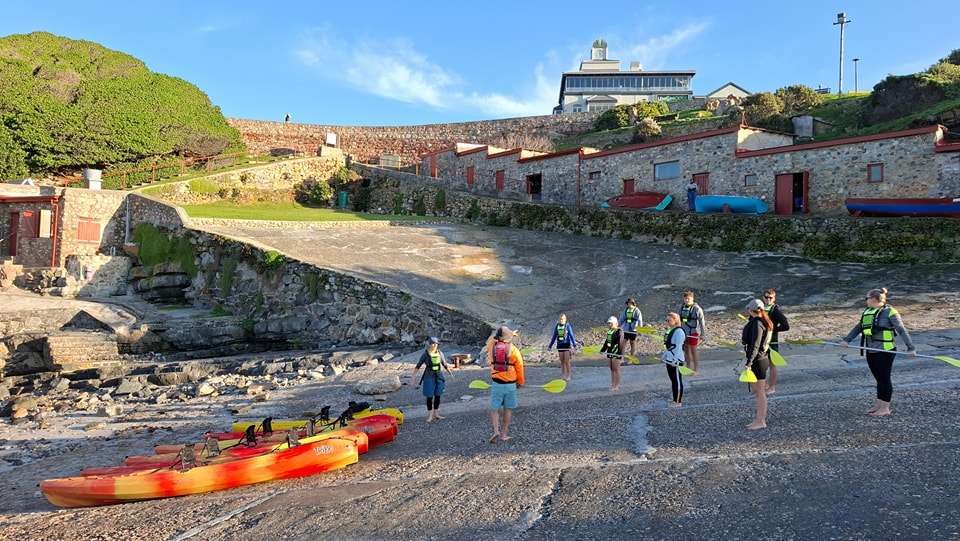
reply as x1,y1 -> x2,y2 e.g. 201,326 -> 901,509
132,223 -> 198,276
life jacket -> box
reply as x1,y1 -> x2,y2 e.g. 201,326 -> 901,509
428,352 -> 441,372
663,327 -> 681,351
556,323 -> 567,342
861,306 -> 897,352
680,304 -> 699,328
604,328 -> 621,355
624,307 -> 639,324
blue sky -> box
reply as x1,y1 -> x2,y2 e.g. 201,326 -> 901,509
3,1 -> 957,125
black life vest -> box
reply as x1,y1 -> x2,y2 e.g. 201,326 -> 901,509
556,323 -> 567,342
663,327 -> 681,351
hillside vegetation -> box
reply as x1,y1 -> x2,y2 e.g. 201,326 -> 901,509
0,32 -> 243,179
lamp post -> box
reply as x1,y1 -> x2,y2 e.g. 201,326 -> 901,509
852,57 -> 860,93
833,12 -> 852,95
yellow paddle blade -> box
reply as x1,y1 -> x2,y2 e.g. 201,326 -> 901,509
737,313 -> 748,321
786,338 -> 825,345
739,369 -> 758,383
581,345 -> 601,354
541,379 -> 567,393
718,340 -> 738,348
625,355 -> 642,365
468,379 -> 491,390
678,366 -> 695,376
934,355 -> 960,368
770,349 -> 787,367
636,327 -> 660,336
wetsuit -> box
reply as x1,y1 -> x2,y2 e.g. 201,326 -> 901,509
742,316 -> 772,380
843,305 -> 915,402
765,303 -> 790,352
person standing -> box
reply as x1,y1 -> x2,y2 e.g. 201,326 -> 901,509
680,291 -> 706,374
843,288 -> 916,417
742,299 -> 774,430
599,316 -> 624,391
763,288 -> 790,395
489,326 -> 525,443
686,179 -> 698,212
547,313 -> 578,381
619,298 -> 643,359
414,337 -> 452,423
662,312 -> 687,407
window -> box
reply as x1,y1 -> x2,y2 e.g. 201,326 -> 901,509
654,161 -> 681,181
867,163 -> 884,182
571,106 -> 583,112
744,174 -> 758,187
623,179 -> 635,194
465,165 -> 475,187
588,171 -> 601,180
495,170 -> 505,192
77,217 -> 101,243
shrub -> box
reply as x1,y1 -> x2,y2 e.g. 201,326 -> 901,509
132,223 -> 197,276
466,199 -> 482,221
434,189 -> 446,213
942,49 -> 960,66
0,124 -> 28,180
392,193 -> 405,215
352,186 -> 372,212
413,194 -> 427,216
774,84 -> 823,116
175,134 -> 231,157
0,32 -> 244,173
633,101 -> 669,119
594,105 -> 632,130
631,118 -> 662,143
189,177 -> 220,194
926,62 -> 960,83
293,177 -> 334,206
742,92 -> 791,131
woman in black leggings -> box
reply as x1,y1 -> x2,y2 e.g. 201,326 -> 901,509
661,313 -> 687,407
843,288 -> 916,417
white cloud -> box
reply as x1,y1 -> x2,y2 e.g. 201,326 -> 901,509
293,23 -> 707,117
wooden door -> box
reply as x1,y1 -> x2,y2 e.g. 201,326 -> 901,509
801,171 -> 810,213
774,174 -> 794,215
429,155 -> 438,178
693,172 -> 709,195
495,170 -> 505,192
8,212 -> 18,257
623,179 -> 635,195
465,165 -> 475,187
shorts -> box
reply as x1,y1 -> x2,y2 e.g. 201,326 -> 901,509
490,382 -> 518,410
750,354 -> 770,380
685,332 -> 700,347
623,332 -> 638,341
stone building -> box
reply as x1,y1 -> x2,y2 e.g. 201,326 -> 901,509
554,39 -> 696,114
421,124 -> 960,214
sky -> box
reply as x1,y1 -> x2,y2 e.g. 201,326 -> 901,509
2,1 -> 958,126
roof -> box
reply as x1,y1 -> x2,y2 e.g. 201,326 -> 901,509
517,147 -> 584,163
582,127 -> 742,159
562,70 -> 697,76
705,81 -> 752,97
735,125 -> 943,158
585,95 -> 617,102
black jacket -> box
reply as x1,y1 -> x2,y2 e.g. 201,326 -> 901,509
767,304 -> 790,344
741,317 -> 771,365
599,328 -> 622,356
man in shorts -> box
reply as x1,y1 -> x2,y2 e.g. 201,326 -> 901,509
488,326 -> 525,443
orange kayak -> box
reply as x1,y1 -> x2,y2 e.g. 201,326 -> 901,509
42,437 -> 359,508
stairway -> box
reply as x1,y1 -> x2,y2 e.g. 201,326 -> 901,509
43,331 -> 123,373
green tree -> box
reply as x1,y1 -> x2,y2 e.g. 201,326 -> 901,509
742,92 -> 790,131
633,101 -> 670,119
774,85 -> 823,116
0,124 -> 28,180
631,118 -> 662,143
294,178 -> 334,206
941,49 -> 960,66
594,105 -> 631,130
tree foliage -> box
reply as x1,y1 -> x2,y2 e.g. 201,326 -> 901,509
774,85 -> 823,116
294,178 -> 334,206
0,124 -> 28,180
0,32 -> 243,173
742,92 -> 791,131
594,105 -> 632,130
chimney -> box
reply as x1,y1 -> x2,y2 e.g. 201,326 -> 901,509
629,61 -> 643,71
82,168 -> 102,190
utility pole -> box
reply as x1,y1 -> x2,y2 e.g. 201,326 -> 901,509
833,12 -> 852,96
852,57 -> 860,93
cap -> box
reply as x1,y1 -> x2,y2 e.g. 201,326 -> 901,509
607,316 -> 619,325
746,298 -> 765,312
427,336 -> 440,345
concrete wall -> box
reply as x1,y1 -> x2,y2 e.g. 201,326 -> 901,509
228,113 -> 599,165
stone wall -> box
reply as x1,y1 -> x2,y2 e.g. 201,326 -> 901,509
353,164 -> 960,263
138,152 -> 346,205
127,193 -> 188,231
935,150 -> 960,195
56,188 -> 128,264
228,113 -> 599,165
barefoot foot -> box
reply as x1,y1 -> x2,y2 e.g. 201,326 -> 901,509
499,435 -> 512,442
488,433 -> 500,444
746,422 -> 767,431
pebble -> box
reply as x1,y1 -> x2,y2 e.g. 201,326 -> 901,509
98,404 -> 123,418
49,378 -> 71,393
460,395 -> 474,401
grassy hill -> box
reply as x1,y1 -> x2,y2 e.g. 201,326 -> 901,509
0,32 -> 243,179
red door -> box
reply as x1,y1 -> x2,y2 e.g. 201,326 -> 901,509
8,212 -> 19,257
465,165 -> 475,187
693,173 -> 709,195
623,179 -> 635,195
495,170 -> 505,192
774,174 -> 793,215
429,155 -> 438,178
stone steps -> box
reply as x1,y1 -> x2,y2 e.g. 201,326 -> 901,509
43,331 -> 123,373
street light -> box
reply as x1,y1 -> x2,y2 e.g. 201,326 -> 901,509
852,58 -> 860,93
833,12 -> 852,95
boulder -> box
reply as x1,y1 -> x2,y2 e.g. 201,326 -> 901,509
11,396 -> 39,415
353,375 -> 402,395
49,377 -> 71,393
195,382 -> 216,397
246,382 -> 275,396
113,379 -> 143,396
323,364 -> 345,377
98,404 -> 123,417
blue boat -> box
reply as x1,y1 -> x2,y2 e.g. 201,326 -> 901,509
695,195 -> 768,214
845,198 -> 960,218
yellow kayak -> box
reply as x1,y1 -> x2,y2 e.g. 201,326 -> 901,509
231,407 -> 404,433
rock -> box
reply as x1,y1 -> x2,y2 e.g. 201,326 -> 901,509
323,364 -> 345,377
253,392 -> 270,402
11,396 -> 39,415
380,353 -> 395,362
98,404 -> 123,417
113,379 -> 143,396
373,395 -> 387,402
353,375 -> 402,395
195,383 -> 216,397
49,377 -> 71,393
365,358 -> 379,368
154,393 -> 169,405
246,382 -> 275,396
83,422 -> 106,431
11,408 -> 29,421
308,370 -> 325,381
0,386 -> 9,401
460,395 -> 474,401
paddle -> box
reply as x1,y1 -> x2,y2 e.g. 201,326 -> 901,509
789,339 -> 960,368
635,327 -> 694,375
738,367 -> 758,383
468,379 -> 568,393
769,348 -> 787,367
737,313 -> 748,321
580,345 -> 642,365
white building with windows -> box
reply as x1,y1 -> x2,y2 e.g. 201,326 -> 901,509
554,39 -> 695,114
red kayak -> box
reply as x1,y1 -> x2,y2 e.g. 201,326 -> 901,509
606,191 -> 668,209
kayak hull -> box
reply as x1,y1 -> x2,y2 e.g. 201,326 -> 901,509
695,195 -> 768,214
845,197 -> 960,217
606,192 -> 668,209
42,437 -> 359,508
230,407 -> 404,433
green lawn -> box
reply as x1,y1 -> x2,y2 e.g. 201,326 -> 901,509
181,201 -> 434,222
